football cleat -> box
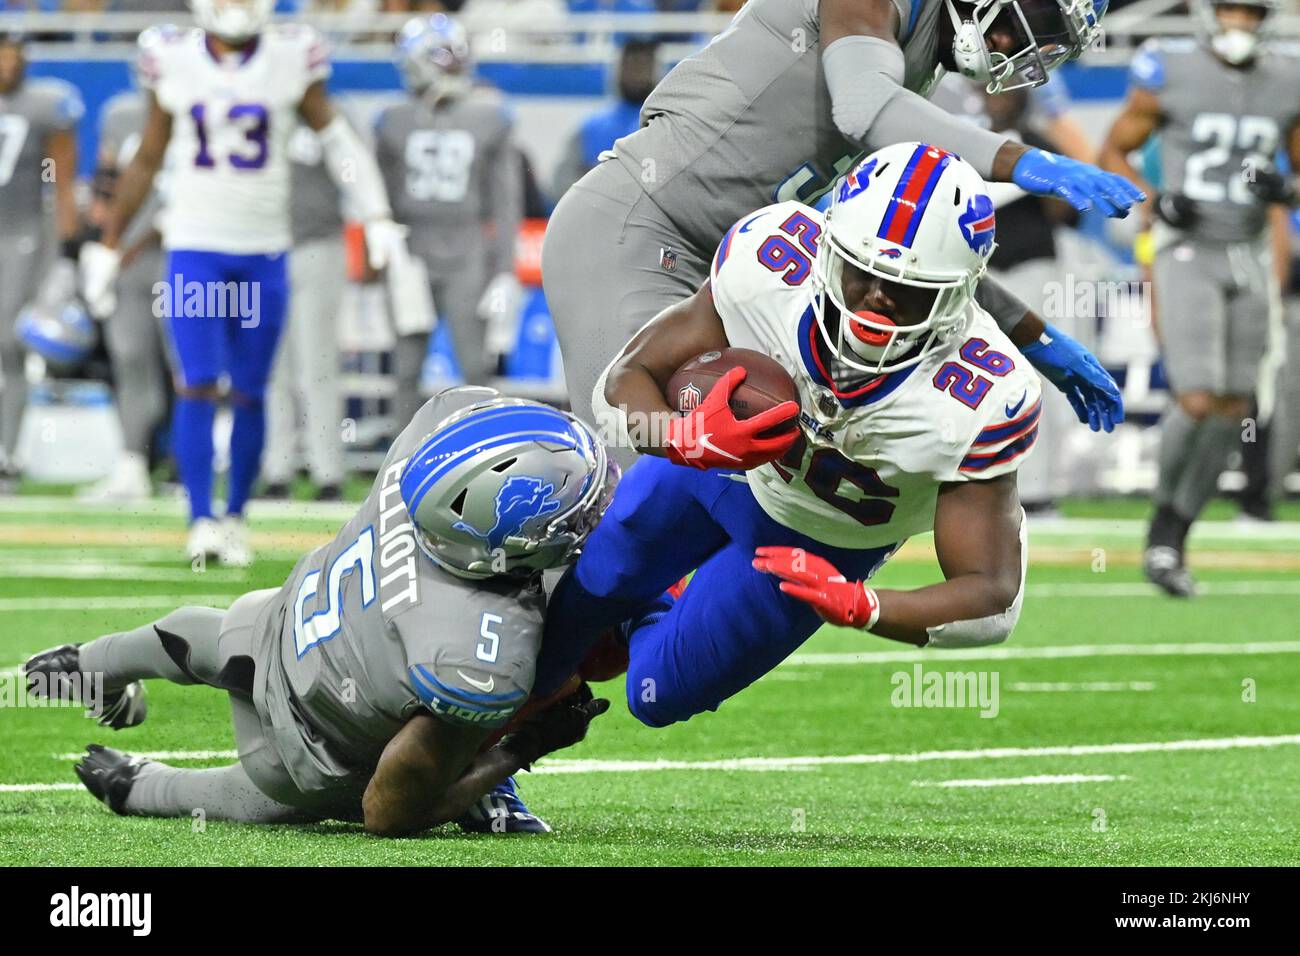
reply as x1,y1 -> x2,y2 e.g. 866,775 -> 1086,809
315,483 -> 343,502
456,776 -> 553,834
219,516 -> 253,568
1143,546 -> 1197,598
260,481 -> 292,500
187,517 -> 223,563
23,643 -> 149,729
74,744 -> 151,815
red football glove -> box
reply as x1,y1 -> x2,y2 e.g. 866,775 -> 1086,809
665,366 -> 799,470
752,546 -> 881,629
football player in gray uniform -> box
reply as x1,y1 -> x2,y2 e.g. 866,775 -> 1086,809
542,0 -> 1142,459
1099,0 -> 1300,596
0,33 -> 83,486
376,14 -> 523,421
25,388 -> 616,835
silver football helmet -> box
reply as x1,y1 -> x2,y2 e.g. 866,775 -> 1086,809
399,394 -> 617,580
395,14 -> 472,102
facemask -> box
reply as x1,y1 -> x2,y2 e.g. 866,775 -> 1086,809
1212,27 -> 1259,64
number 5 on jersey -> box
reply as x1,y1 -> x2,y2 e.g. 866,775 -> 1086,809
294,527 -> 377,658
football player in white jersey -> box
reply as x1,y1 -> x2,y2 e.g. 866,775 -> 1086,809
534,143 -> 1039,727
79,1 -> 406,566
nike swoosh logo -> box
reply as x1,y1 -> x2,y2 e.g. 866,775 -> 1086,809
1005,392 -> 1028,418
457,671 -> 495,694
696,433 -> 742,462
737,213 -> 764,233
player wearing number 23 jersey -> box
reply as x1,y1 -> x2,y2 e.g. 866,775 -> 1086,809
538,144 -> 1040,729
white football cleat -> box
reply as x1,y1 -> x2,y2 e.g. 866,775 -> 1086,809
78,452 -> 152,503
219,516 -> 253,568
186,517 -> 223,564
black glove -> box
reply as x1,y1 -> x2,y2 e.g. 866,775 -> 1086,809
499,683 -> 610,769
1246,164 -> 1298,206
1153,191 -> 1198,230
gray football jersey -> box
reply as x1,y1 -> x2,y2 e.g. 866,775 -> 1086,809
98,91 -> 165,250
1132,38 -> 1300,243
287,123 -> 344,244
374,88 -> 521,275
612,0 -> 941,252
0,77 -> 84,227
254,387 -> 546,796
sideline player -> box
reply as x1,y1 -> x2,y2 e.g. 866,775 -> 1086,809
543,0 -> 1139,455
0,32 -> 83,488
80,0 -> 407,566
377,13 -> 523,421
537,144 -> 1040,726
1099,0 -> 1300,595
26,388 -> 615,835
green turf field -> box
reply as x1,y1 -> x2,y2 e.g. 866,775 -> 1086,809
1,495 -> 1298,866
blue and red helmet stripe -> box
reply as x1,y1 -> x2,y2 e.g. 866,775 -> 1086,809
877,145 -> 953,249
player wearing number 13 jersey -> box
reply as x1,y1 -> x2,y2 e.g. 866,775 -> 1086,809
536,144 -> 1040,728
80,0 -> 407,568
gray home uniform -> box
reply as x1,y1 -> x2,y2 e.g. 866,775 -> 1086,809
262,123 -> 347,488
78,388 -> 545,821
1134,37 -> 1300,394
98,91 -> 169,459
0,76 -> 83,463
541,0 -> 1031,433
374,87 -> 522,411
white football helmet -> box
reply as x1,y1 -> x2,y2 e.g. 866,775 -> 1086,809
813,142 -> 997,375
189,0 -> 273,44
1197,0 -> 1276,65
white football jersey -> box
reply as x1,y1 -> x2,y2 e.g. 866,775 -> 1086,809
708,202 -> 1041,550
139,23 -> 330,254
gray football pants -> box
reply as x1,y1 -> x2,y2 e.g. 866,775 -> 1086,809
77,590 -> 322,823
0,236 -> 42,465
542,160 -> 710,459
264,237 -> 347,486
392,256 -> 490,430
106,248 -> 168,457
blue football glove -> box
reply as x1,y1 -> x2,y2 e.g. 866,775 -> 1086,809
1020,323 -> 1125,433
1012,148 -> 1146,218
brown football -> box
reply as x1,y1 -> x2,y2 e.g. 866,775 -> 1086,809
665,347 -> 800,435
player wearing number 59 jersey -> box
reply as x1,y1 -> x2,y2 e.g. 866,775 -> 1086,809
80,1 -> 407,568
1099,0 -> 1300,596
536,144 -> 1039,728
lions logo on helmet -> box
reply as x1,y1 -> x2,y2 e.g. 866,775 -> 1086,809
814,142 -> 996,375
400,394 -> 617,579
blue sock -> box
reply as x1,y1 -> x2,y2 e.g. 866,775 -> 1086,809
172,396 -> 215,521
227,397 -> 265,518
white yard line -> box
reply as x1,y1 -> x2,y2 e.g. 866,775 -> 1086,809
786,640 -> 1300,666
1008,681 -> 1156,692
0,562 -> 246,582
2,734 -> 1290,792
0,496 -> 354,521
912,773 -> 1132,788
1026,581 -> 1300,597
0,594 -> 237,612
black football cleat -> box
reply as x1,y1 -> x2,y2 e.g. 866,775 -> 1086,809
1143,546 -> 1197,598
456,776 -> 553,834
23,644 -> 148,729
74,744 -> 151,815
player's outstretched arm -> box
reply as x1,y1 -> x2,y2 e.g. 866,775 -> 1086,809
363,714 -> 490,836
102,94 -> 171,249
1098,88 -> 1161,208
753,474 -> 1025,646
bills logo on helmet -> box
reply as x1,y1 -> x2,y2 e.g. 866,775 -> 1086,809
957,195 -> 996,257
678,383 -> 703,411
878,248 -> 903,260
836,157 -> 878,204
453,476 -> 562,551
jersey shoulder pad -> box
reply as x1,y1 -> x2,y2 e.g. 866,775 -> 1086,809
267,22 -> 331,85
29,78 -> 85,128
1129,39 -> 1167,92
953,337 -> 1042,481
136,26 -> 197,89
402,586 -> 542,728
710,201 -> 822,310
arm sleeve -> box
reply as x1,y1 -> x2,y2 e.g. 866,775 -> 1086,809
821,34 -> 1011,178
484,128 -> 524,278
318,113 -> 393,222
974,274 -> 1032,335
